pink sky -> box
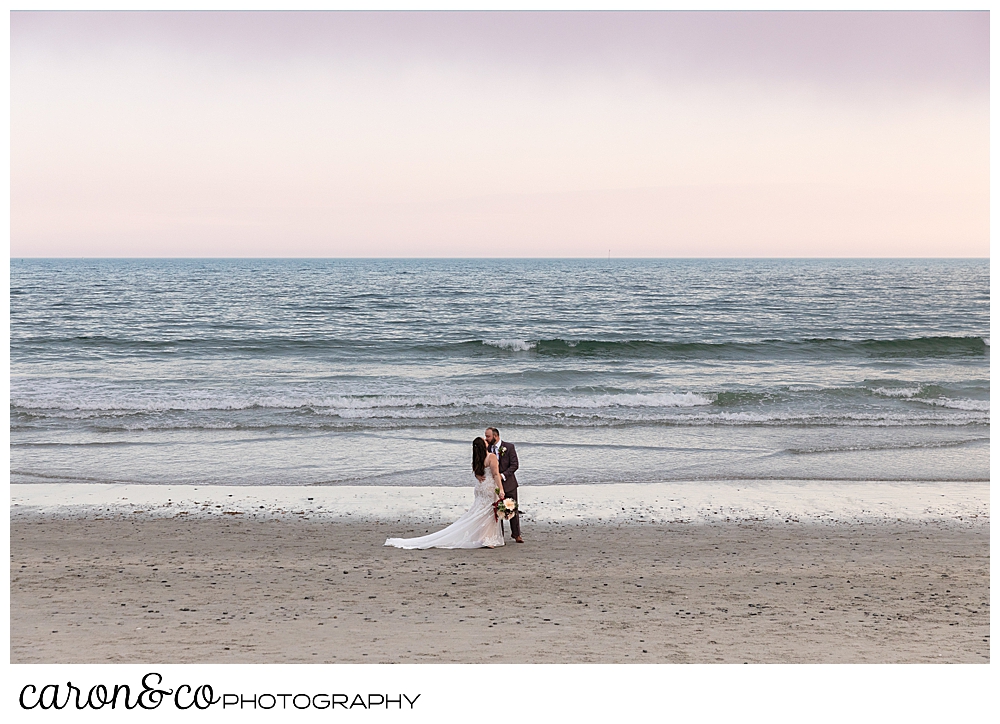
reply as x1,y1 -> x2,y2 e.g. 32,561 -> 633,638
11,11 -> 989,257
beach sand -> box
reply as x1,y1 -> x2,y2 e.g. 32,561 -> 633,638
10,516 -> 989,663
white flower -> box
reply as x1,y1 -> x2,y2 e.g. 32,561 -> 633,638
504,499 -> 517,511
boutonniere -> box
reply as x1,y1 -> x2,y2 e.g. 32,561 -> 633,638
500,446 -> 507,455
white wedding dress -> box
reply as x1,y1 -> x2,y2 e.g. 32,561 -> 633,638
384,469 -> 505,549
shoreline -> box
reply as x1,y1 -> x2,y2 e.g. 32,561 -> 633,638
11,480 -> 989,527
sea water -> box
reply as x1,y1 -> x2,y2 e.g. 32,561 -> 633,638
10,258 -> 989,487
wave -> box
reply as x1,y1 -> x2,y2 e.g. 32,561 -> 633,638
11,412 -> 989,433
11,401 -> 989,432
11,381 -> 987,417
11,378 -> 988,433
912,397 -> 990,412
865,384 -> 989,411
12,334 -> 989,360
510,336 -> 990,359
471,335 -> 991,361
869,386 -> 924,398
482,339 -> 537,352
10,390 -> 715,414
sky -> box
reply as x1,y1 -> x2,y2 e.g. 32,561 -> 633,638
10,11 -> 989,258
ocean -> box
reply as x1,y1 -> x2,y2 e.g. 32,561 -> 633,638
10,258 -> 989,488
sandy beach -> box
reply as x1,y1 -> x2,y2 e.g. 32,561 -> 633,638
10,481 -> 989,664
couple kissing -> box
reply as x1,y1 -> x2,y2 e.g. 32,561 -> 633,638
384,427 -> 521,550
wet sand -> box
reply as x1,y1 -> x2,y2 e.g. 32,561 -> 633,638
10,517 -> 989,663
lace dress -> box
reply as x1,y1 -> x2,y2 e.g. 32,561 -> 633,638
384,469 -> 505,549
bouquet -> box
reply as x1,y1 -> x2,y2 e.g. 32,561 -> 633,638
493,488 -> 519,521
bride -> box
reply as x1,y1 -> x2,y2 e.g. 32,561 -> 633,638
385,437 -> 505,549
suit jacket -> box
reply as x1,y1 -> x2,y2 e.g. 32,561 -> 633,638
494,441 -> 519,492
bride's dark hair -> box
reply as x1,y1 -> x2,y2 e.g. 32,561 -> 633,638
472,437 -> 488,477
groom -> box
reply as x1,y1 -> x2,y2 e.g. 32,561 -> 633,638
485,426 -> 522,543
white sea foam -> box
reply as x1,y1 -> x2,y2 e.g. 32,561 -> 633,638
326,392 -> 713,416
512,392 -> 713,409
870,386 -> 923,398
482,339 -> 536,351
13,395 -> 989,428
867,385 -> 989,412
708,410 -> 986,426
913,397 -> 990,412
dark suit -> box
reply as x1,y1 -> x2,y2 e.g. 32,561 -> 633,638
492,441 -> 520,539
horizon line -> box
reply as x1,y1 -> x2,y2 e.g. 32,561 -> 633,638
9,256 -> 990,261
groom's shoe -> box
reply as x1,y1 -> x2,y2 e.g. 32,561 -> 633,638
514,536 -> 523,543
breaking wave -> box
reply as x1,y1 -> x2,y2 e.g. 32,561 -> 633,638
464,336 -> 991,362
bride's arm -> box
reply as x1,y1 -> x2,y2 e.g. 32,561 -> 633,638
489,454 -> 504,498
